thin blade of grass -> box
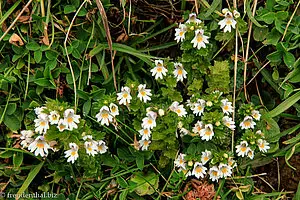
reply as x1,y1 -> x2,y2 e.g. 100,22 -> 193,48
0,0 -> 22,25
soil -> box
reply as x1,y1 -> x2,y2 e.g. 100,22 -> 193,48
255,155 -> 300,197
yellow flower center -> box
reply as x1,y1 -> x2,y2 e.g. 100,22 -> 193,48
71,151 -> 76,156
195,167 -> 202,173
111,107 -> 116,112
67,117 -> 73,123
260,143 -> 265,148
88,147 -> 92,151
157,67 -> 163,72
241,146 -> 247,152
144,141 -> 149,146
179,31 -> 184,36
140,91 -> 146,96
179,159 -> 184,164
244,121 -> 251,127
197,36 -> 203,43
98,146 -> 103,151
37,143 -> 44,149
226,20 -> 232,25
123,93 -> 128,98
147,119 -> 153,125
177,69 -> 183,75
197,105 -> 202,111
224,105 -> 229,111
40,121 -> 46,126
143,130 -> 149,135
221,168 -> 227,173
102,113 -> 109,119
212,171 -> 218,176
205,130 -> 211,136
176,109 -> 181,114
203,156 -> 209,161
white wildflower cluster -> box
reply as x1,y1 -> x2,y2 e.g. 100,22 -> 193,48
236,130 -> 270,160
239,110 -> 261,130
185,93 -> 235,142
218,8 -> 240,33
20,107 -> 81,158
174,151 -> 237,182
150,60 -> 188,83
138,110 -> 158,151
95,103 -> 119,126
82,135 -> 108,157
174,13 -> 209,50
117,84 -> 152,106
169,101 -> 187,117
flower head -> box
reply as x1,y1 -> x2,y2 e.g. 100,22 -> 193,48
137,84 -> 152,103
222,116 -> 236,130
186,13 -> 202,24
139,139 -> 151,151
233,10 -> 240,18
200,124 -> 214,141
117,86 -> 132,105
251,110 -> 261,121
209,166 -> 220,182
221,99 -> 233,115
193,121 -> 204,134
95,106 -> 113,126
201,150 -> 212,165
257,139 -> 270,153
57,119 -> 67,132
139,128 -> 152,140
247,148 -> 254,159
170,101 -> 187,117
192,162 -> 207,179
174,153 -> 186,170
192,99 -> 206,116
97,140 -> 108,154
109,103 -> 119,117
173,62 -> 187,82
150,60 -> 168,80
218,11 -> 237,32
34,114 -> 49,134
49,111 -> 60,125
191,29 -> 209,49
236,141 -> 249,157
142,112 -> 157,130
218,163 -> 232,178
240,116 -> 256,129
64,143 -> 79,164
84,141 -> 98,156
64,109 -> 80,131
28,136 -> 51,157
34,106 -> 46,116
20,130 -> 34,148
174,24 -> 187,43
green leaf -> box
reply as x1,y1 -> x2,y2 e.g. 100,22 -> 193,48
257,12 -> 275,24
268,124 -> 300,143
46,59 -> 57,70
83,99 -> 91,116
4,114 -> 21,131
294,181 -> 300,200
267,91 -> 300,118
6,103 -> 17,115
285,143 -> 300,170
283,52 -> 295,68
130,171 -> 159,196
34,50 -> 43,63
34,78 -> 52,87
246,2 -> 266,28
264,28 -> 281,45
26,41 -> 40,51
266,51 -> 282,62
204,0 -> 221,18
283,134 -> 300,145
187,143 -> 197,155
17,162 -> 44,197
253,26 -> 268,41
64,5 -> 76,14
116,176 -> 128,188
136,156 -> 144,170
0,150 -> 14,158
13,152 -> 23,168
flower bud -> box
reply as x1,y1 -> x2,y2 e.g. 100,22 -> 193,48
190,26 -> 195,31
222,8 -> 229,14
177,121 -> 183,128
206,101 -> 213,107
158,109 -> 165,116
188,160 -> 194,166
215,121 -> 221,126
233,10 -> 240,18
223,153 -> 229,158
146,107 -> 152,113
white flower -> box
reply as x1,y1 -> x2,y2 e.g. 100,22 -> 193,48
236,141 -> 250,157
57,119 -> 67,132
83,135 -> 93,141
219,163 -> 232,178
228,157 -> 237,168
233,10 -> 240,18
185,170 -> 192,177
186,13 -> 202,24
95,106 -> 113,126
192,162 -> 207,179
247,148 -> 254,159
20,130 -> 34,148
209,166 -> 220,182
174,24 -> 187,43
222,8 -> 229,14
150,60 -> 168,80
117,86 -> 132,105
34,114 -> 49,134
193,121 -> 204,134
28,136 -> 51,157
49,111 -> 60,125
139,139 -> 151,151
251,110 -> 261,121
84,141 -> 98,156
257,139 -> 270,153
64,143 -> 79,164
240,116 -> 256,129
220,99 -> 233,115
256,130 -> 264,136
170,101 -> 187,117
192,99 -> 205,116
191,29 -> 209,49
173,62 -> 187,82
201,150 -> 212,165
174,153 -> 186,170
34,106 -> 46,116
222,116 -> 236,130
200,124 -> 214,141
109,103 -> 119,117
63,109 -> 80,131
179,128 -> 190,137
96,140 -> 108,154
137,84 -> 152,103
158,109 -> 165,116
139,129 -> 152,140
218,11 -> 237,32
142,112 -> 157,130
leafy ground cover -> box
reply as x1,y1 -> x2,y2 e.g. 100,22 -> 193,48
0,0 -> 299,199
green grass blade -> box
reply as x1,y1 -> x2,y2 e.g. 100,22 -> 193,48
0,0 -> 22,25
16,161 -> 44,198
246,0 -> 266,28
267,91 -> 300,118
204,0 -> 221,18
139,42 -> 177,52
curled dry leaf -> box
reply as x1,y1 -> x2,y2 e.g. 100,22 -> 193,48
9,33 -> 24,46
18,15 -> 30,23
185,179 -> 216,200
116,32 -> 129,43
